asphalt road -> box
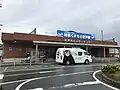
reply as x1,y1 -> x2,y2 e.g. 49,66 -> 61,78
1,64 -> 116,90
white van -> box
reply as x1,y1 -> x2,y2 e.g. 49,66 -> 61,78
56,48 -> 92,65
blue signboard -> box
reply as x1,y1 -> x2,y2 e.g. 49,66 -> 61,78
57,30 -> 95,40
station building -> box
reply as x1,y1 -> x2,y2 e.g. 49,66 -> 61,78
1,32 -> 120,61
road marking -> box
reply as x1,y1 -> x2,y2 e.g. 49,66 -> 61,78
4,67 -> 8,72
63,84 -> 76,87
93,70 -> 119,90
1,79 -> 27,85
29,88 -> 44,90
76,81 -> 99,85
39,69 -> 62,73
2,70 -> 94,85
0,74 -> 4,79
27,81 -> 99,90
49,81 -> 99,89
15,70 -> 94,90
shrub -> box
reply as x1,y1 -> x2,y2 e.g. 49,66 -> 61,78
102,64 -> 119,74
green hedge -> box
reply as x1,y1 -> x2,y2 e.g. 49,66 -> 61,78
102,65 -> 119,74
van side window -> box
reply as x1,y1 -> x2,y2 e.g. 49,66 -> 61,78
78,52 -> 82,56
57,51 -> 59,55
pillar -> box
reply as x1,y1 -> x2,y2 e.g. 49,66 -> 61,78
86,46 -> 88,52
35,44 -> 38,61
113,48 -> 115,57
118,48 -> 120,59
104,47 -> 106,58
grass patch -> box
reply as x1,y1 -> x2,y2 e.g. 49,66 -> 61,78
113,71 -> 120,81
116,71 -> 120,75
107,71 -> 120,81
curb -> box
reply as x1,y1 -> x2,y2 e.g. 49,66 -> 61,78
102,72 -> 120,89
93,70 -> 120,90
0,62 -> 56,67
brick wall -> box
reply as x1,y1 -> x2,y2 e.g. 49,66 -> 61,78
1,32 -> 118,45
3,42 -> 26,58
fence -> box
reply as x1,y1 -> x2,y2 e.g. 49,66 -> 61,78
0,57 -> 119,67
0,57 -> 55,67
93,57 -> 119,63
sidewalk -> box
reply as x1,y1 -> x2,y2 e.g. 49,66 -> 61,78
0,60 -> 56,67
1,62 -> 120,73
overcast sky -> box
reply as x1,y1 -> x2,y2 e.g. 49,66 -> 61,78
0,0 -> 120,43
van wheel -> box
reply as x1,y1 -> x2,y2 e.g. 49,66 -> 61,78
66,60 -> 71,65
84,60 -> 89,64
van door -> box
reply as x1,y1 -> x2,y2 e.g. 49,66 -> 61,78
56,49 -> 63,63
84,52 -> 92,62
77,52 -> 84,63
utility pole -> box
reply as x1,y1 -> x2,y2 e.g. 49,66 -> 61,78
101,30 -> 104,41
0,2 -> 3,30
0,24 -> 3,30
0,3 -> 2,8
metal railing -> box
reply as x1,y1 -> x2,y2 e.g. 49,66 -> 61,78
0,57 -> 55,67
0,57 -> 119,67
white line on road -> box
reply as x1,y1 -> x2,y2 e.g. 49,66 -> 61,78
29,88 -> 44,90
62,81 -> 99,88
4,67 -> 8,72
76,81 -> 100,86
1,70 -> 95,85
93,70 -> 119,90
1,70 -> 62,85
0,74 -> 4,79
46,81 -> 99,89
15,70 -> 94,90
1,79 -> 27,85
39,69 -> 62,74
28,81 -> 99,90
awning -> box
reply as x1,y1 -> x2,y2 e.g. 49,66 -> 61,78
33,41 -> 120,48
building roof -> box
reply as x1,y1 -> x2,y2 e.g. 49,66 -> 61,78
33,41 -> 120,48
1,32 -> 118,46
